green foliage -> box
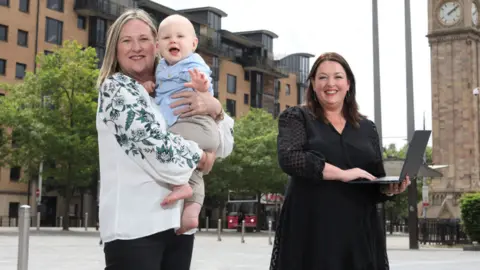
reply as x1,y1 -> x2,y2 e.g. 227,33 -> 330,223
460,192 -> 480,242
0,40 -> 99,230
205,108 -> 288,202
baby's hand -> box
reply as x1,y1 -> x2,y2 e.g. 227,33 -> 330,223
184,68 -> 209,92
142,81 -> 156,94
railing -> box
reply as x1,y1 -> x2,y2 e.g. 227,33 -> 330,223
198,35 -> 224,56
74,0 -> 128,18
239,56 -> 289,77
418,218 -> 471,245
0,215 -> 90,228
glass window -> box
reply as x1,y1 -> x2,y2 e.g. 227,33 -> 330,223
17,30 -> 28,47
19,0 -> 29,12
77,16 -> 86,30
47,0 -> 63,12
286,84 -> 291,96
45,17 -> 63,45
227,74 -> 236,94
0,59 -> 6,75
0,24 -> 8,41
10,167 -> 21,181
0,0 -> 9,7
15,63 -> 26,79
226,99 -> 236,117
244,93 -> 249,105
96,18 -> 106,45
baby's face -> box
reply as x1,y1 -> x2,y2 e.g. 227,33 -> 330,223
158,19 -> 197,65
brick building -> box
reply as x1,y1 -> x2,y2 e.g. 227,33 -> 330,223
0,0 -> 313,227
426,0 -> 480,218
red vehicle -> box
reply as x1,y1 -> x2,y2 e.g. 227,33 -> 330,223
226,212 -> 239,229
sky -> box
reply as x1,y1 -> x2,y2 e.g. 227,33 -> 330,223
154,0 -> 432,148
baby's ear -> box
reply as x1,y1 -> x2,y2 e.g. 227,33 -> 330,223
192,37 -> 198,51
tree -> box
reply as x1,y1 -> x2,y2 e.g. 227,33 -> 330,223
0,40 -> 99,230
206,108 -> 287,231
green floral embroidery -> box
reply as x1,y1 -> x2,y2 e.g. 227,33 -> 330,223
98,73 -> 200,168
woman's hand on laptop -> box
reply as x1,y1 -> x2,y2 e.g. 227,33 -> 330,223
339,168 -> 377,182
383,176 -> 410,195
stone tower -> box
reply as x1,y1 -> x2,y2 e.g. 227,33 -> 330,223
427,0 -> 480,218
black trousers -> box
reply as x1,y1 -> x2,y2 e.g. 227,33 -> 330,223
104,229 -> 194,270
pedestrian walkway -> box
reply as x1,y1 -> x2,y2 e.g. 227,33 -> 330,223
0,228 -> 478,270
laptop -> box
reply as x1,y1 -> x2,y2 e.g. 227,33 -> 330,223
351,130 -> 431,184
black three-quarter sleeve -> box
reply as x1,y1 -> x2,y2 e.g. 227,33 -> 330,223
277,106 -> 326,180
368,120 -> 394,203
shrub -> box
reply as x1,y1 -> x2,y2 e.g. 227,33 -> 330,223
460,192 -> 480,242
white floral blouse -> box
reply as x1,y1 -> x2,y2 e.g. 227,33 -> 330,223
96,72 -> 203,242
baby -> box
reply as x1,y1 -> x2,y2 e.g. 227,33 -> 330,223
142,14 -> 220,234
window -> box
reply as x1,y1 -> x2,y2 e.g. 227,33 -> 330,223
15,63 -> 26,79
226,99 -> 236,117
244,93 -> 249,105
96,18 -> 107,45
0,59 -> 5,75
212,80 -> 219,98
17,30 -> 28,47
227,74 -> 236,94
47,0 -> 63,12
19,0 -> 29,12
45,17 -> 63,45
244,71 -> 250,81
286,84 -> 291,96
0,24 -> 8,41
0,0 -> 9,7
95,47 -> 105,67
10,167 -> 21,181
77,16 -> 86,30
207,12 -> 221,30
8,202 -> 20,218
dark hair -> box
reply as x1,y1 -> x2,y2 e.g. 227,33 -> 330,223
305,52 -> 363,127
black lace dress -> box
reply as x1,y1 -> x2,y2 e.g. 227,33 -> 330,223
269,106 -> 393,270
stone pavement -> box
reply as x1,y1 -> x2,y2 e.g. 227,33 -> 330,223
0,228 -> 479,270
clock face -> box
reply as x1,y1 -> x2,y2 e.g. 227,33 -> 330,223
438,1 -> 462,26
473,2 -> 479,26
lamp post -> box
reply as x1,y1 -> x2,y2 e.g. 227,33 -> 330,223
404,0 -> 419,250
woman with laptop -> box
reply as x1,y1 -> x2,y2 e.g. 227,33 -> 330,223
269,52 -> 410,270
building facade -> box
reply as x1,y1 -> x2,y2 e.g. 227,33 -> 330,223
0,0 -> 313,226
426,0 -> 480,218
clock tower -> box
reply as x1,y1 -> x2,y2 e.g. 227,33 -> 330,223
427,0 -> 480,218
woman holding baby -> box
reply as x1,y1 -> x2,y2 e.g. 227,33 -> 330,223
96,9 -> 229,270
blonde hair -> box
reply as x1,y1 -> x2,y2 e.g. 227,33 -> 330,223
97,9 -> 158,88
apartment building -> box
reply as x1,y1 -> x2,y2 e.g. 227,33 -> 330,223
0,0 -> 313,227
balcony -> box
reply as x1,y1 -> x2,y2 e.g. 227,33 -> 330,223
238,56 -> 289,78
74,0 -> 129,20
197,35 -> 224,56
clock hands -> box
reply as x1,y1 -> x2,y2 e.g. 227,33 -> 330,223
447,4 -> 459,16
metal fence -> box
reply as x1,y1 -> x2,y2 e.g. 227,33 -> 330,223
418,218 -> 471,245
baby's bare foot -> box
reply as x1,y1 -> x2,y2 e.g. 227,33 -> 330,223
161,184 -> 193,206
176,202 -> 201,235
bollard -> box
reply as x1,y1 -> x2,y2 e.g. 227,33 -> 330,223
36,212 -> 40,231
206,216 -> 209,232
18,205 -> 31,270
84,212 -> 88,231
59,216 -> 63,228
217,219 -> 222,242
241,220 -> 245,244
268,220 -> 272,245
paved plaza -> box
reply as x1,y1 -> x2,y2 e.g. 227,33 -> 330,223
0,228 -> 479,270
